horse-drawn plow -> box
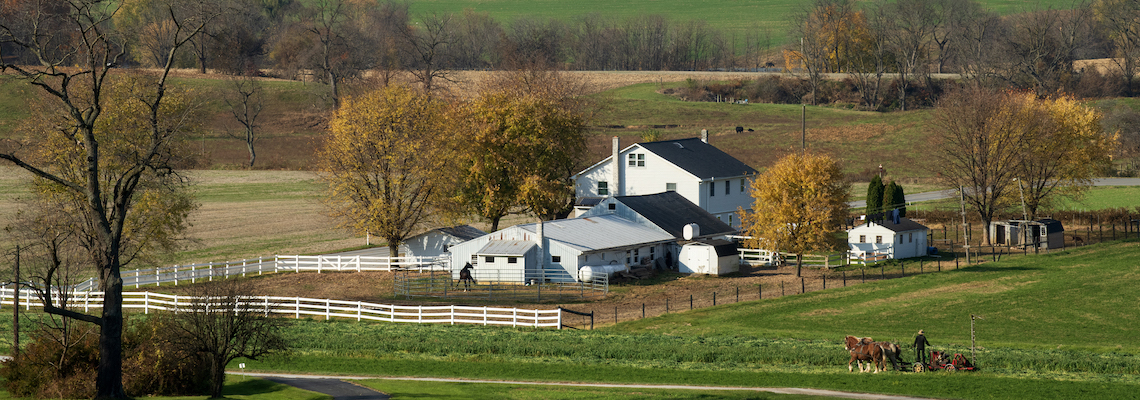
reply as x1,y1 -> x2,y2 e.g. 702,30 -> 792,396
845,336 -> 978,373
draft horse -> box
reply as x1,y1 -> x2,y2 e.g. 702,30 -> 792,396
845,336 -> 885,373
456,262 -> 476,291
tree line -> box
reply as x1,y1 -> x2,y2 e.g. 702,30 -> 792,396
787,0 -> 1140,109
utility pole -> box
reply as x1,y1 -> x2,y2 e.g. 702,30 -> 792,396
960,186 -> 970,264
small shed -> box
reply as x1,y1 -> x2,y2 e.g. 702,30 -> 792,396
399,225 -> 486,257
847,214 -> 929,260
990,219 -> 1064,249
678,239 -> 740,275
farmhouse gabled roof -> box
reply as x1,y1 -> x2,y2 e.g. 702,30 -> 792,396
852,216 -> 929,233
516,214 -> 676,253
614,192 -> 736,238
638,138 -> 757,179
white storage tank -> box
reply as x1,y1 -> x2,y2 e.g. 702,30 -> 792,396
578,264 -> 628,282
683,223 -> 700,240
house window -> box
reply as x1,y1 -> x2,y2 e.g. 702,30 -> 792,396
626,250 -> 631,264
859,235 -> 866,243
726,181 -> 730,195
909,233 -> 913,243
628,153 -> 645,167
740,179 -> 746,193
552,256 -> 561,263
485,256 -> 495,263
728,214 -> 734,226
875,236 -> 882,244
666,183 -> 677,192
650,246 -> 655,260
608,203 -> 616,210
710,181 -> 716,197
898,235 -> 903,244
508,257 -> 518,264
598,181 -> 609,196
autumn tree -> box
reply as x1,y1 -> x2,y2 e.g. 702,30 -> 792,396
457,71 -> 590,228
0,1 -> 206,397
1010,93 -> 1114,218
317,85 -> 455,256
741,153 -> 850,277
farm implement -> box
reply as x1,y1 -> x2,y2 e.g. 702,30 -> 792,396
912,350 -> 978,372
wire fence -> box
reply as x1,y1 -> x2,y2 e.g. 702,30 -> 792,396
394,269 -> 608,302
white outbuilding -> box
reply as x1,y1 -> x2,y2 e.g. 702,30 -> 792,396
847,214 -> 930,260
677,239 -> 740,275
398,225 -> 486,258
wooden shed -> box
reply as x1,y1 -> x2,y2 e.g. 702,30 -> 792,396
990,219 -> 1065,250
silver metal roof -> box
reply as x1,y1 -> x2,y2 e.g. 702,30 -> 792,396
476,240 -> 536,256
517,214 -> 675,252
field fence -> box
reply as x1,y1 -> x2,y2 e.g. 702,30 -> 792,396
394,269 -> 608,302
562,252 -> 984,329
0,288 -> 561,328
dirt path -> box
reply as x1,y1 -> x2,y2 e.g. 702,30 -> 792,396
236,372 -> 936,400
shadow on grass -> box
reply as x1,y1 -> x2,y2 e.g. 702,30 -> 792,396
223,376 -> 291,397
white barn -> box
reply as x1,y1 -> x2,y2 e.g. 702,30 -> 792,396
847,216 -> 930,260
398,225 -> 486,257
446,215 -> 677,284
572,134 -> 757,228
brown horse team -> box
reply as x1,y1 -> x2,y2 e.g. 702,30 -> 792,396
844,336 -> 902,373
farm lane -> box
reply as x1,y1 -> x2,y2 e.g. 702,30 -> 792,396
236,372 -> 937,400
258,375 -> 390,400
847,178 -> 1140,209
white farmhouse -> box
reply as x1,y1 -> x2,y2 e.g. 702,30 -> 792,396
847,214 -> 930,260
572,133 -> 757,228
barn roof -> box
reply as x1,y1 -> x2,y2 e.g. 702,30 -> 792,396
476,240 -> 535,256
638,138 -> 757,179
435,225 -> 487,241
614,192 -> 736,238
516,214 -> 676,253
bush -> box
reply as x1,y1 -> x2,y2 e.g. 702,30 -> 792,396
1,315 -> 210,398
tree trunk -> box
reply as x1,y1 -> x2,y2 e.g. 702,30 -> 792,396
210,355 -> 226,399
95,270 -> 126,399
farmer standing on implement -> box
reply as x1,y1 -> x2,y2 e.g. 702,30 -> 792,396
914,329 -> 931,365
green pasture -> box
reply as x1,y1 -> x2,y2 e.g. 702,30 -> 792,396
0,376 -> 329,400
911,185 -> 1140,213
595,81 -> 935,178
409,0 -> 1082,45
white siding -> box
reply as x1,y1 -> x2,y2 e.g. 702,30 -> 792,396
847,225 -> 928,259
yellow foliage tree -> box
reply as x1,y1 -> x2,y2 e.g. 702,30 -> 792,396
741,153 -> 850,277
317,85 -> 455,256
457,88 -> 588,229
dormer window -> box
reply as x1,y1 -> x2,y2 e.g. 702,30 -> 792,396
628,153 -> 645,167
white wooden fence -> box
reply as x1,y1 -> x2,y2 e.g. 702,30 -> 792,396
0,288 -> 561,328
738,248 -> 775,266
848,251 -> 890,266
119,255 -> 447,288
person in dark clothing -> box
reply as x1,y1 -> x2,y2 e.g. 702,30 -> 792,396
914,329 -> 931,364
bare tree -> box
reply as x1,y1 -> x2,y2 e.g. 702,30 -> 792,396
1003,4 -> 1095,96
0,1 -> 207,397
877,0 -> 938,111
169,279 -> 287,399
1095,0 -> 1140,95
402,12 -> 457,93
223,75 -> 264,167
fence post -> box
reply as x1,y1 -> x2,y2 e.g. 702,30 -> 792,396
736,286 -> 739,302
801,278 -> 805,294
713,292 -> 717,306
690,294 -> 693,310
642,303 -> 645,319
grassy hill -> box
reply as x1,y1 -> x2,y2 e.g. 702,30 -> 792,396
110,239 -> 1138,400
409,0 -> 1083,45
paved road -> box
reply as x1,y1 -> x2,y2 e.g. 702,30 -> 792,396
848,178 -> 1140,209
236,372 -> 935,400
259,375 -> 389,400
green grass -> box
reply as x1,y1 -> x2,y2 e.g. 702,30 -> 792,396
595,82 -> 936,179
409,0 -> 1082,45
912,185 -> 1140,212
0,376 -> 329,400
